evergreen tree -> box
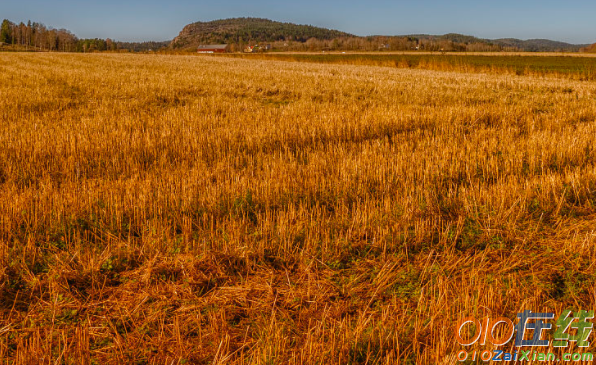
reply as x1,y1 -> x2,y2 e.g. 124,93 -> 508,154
1,19 -> 12,44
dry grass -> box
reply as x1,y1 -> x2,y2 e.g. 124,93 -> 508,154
282,51 -> 596,57
223,53 -> 596,81
1,53 -> 596,364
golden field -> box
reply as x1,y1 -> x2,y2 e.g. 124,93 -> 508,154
1,53 -> 596,364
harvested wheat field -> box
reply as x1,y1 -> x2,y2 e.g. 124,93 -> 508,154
1,53 -> 596,364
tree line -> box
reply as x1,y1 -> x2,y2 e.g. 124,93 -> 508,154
220,36 -> 506,53
1,19 -> 78,51
0,19 -> 168,52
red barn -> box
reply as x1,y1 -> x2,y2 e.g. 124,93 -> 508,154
197,44 -> 229,53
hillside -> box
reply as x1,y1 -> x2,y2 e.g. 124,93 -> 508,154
407,33 -> 587,52
492,38 -> 587,52
172,18 -> 589,52
171,18 -> 353,49
407,33 -> 490,44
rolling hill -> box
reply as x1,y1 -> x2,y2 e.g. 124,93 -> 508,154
171,18 -> 353,49
492,38 -> 587,52
172,18 -> 590,52
406,33 -> 587,52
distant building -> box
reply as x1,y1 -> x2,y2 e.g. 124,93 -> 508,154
244,44 -> 272,53
197,44 -> 229,53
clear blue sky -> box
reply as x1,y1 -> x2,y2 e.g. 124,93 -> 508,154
3,0 -> 595,44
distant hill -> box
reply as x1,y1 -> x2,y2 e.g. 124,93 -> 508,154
407,33 -> 489,45
406,33 -> 587,52
171,18 -> 353,49
172,18 -> 589,52
492,38 -> 587,52
113,40 -> 170,52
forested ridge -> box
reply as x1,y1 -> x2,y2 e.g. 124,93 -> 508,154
0,17 -> 591,53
